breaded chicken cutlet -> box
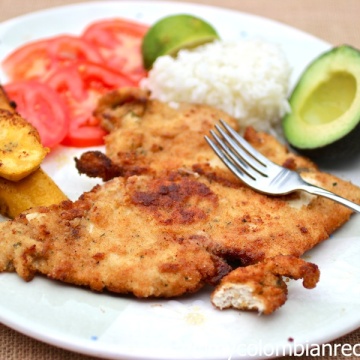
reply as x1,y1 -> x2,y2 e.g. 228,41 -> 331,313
1,88 -> 360,314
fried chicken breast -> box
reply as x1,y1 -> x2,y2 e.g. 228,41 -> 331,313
1,88 -> 360,314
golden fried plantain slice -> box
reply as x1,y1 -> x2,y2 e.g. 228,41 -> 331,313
0,167 -> 68,219
0,109 -> 49,181
0,85 -> 49,181
0,85 -> 67,218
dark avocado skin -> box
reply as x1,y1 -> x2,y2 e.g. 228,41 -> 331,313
290,121 -> 360,162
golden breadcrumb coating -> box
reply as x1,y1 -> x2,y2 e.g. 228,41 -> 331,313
1,88 -> 360,314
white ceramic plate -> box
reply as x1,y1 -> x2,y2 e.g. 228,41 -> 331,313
0,2 -> 359,359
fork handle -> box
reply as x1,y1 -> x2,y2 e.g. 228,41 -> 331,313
301,183 -> 360,213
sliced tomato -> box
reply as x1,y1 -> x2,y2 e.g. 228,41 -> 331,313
82,18 -> 149,83
2,18 -> 148,149
4,80 -> 70,148
46,61 -> 135,147
2,35 -> 103,81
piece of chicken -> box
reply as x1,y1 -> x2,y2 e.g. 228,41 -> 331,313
1,88 -> 359,314
211,255 -> 319,314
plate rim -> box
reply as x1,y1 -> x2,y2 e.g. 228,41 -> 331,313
0,2 -> 359,360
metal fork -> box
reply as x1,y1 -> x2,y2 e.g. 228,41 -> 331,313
205,120 -> 360,213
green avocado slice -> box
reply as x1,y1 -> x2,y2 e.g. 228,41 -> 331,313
283,45 -> 360,160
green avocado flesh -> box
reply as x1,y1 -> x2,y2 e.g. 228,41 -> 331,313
283,45 -> 360,160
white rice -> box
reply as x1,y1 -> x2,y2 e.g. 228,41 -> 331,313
141,39 -> 291,133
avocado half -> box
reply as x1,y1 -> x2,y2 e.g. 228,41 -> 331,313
283,45 -> 360,161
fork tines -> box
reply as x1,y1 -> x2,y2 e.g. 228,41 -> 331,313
204,120 -> 270,182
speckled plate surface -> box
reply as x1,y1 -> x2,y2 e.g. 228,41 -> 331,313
0,2 -> 359,359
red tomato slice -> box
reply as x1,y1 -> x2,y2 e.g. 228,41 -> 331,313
2,35 -> 103,81
82,18 -> 149,83
4,80 -> 70,148
46,61 -> 135,147
2,19 -> 148,149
